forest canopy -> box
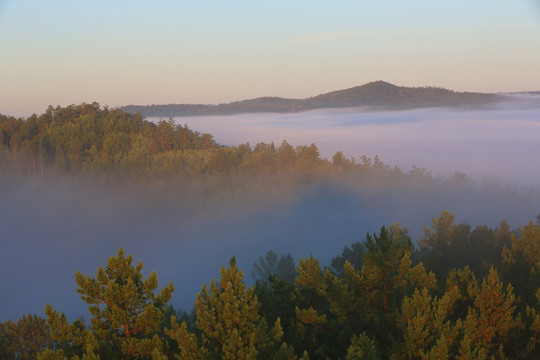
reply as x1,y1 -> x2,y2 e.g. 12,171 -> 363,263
0,102 -> 508,191
0,102 -> 349,180
2,214 -> 540,359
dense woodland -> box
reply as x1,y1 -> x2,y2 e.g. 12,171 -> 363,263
2,104 -> 540,359
1,215 -> 540,359
121,81 -> 505,118
0,101 -> 462,191
0,102 -> 350,181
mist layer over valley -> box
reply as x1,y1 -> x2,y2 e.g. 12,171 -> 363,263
158,96 -> 540,187
2,162 -> 540,321
1,101 -> 540,322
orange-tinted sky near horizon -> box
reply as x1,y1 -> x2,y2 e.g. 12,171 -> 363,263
1,0 -> 539,117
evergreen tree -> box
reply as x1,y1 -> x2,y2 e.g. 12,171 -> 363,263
43,248 -> 174,359
252,250 -> 297,286
251,250 -> 279,284
460,268 -> 516,358
292,255 -> 333,358
524,288 -> 540,358
330,241 -> 365,278
419,211 -> 471,278
0,314 -> 53,360
358,226 -> 436,348
166,257 -> 292,359
345,333 -> 379,360
331,226 -> 434,357
502,220 -> 540,318
399,286 -> 460,359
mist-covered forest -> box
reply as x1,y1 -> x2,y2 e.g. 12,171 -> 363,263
2,103 -> 540,359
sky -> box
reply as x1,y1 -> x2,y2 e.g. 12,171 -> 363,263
1,0 -> 540,117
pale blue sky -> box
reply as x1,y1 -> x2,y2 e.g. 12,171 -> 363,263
1,0 -> 539,116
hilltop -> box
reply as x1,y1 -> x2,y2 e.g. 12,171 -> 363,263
121,81 -> 506,117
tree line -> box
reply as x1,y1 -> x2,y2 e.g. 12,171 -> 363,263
0,103 -> 358,181
0,102 -> 484,194
2,212 -> 540,359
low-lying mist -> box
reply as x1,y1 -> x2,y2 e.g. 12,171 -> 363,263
158,96 -> 540,187
1,167 -> 539,321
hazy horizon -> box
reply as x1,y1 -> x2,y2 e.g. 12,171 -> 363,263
1,82 -> 540,119
1,1 -> 540,117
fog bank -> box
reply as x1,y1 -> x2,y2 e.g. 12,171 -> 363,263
158,98 -> 540,187
1,172 -> 539,321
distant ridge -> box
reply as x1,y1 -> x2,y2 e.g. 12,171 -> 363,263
121,81 -> 507,117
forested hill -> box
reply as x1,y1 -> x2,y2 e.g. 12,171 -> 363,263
0,102 -> 480,185
121,81 -> 506,117
0,102 -> 369,180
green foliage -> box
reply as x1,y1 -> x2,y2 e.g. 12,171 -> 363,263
0,104 -> 218,178
467,268 -> 515,350
252,250 -> 297,286
1,104 -> 369,185
0,314 -> 53,360
254,275 -> 297,352
44,248 -> 174,359
419,211 -> 510,281
399,287 -> 457,359
166,257 -> 293,359
4,213 -> 540,359
345,333 -> 379,360
398,267 -> 516,359
330,241 -> 365,278
289,226 -> 436,359
346,226 -> 435,357
42,305 -> 89,359
502,220 -> 540,310
195,257 -> 261,359
524,288 -> 540,358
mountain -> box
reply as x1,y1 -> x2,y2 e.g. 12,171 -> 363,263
121,81 -> 507,117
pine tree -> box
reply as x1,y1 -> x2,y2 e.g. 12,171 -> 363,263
502,220 -> 540,307
525,288 -> 540,358
399,287 -> 460,359
167,257 -> 292,359
357,226 -> 436,352
460,268 -> 515,357
43,248 -> 174,359
419,211 -> 472,278
0,314 -> 53,360
292,227 -> 436,358
345,332 -> 379,360
293,255 -> 332,358
251,250 -> 279,284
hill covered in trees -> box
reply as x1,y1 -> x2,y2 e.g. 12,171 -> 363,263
0,102 -> 434,183
0,103 -> 220,179
121,81 -> 506,117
